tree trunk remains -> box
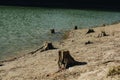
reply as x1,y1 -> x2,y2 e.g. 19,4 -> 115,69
97,31 -> 109,37
50,29 -> 55,34
74,26 -> 78,30
29,42 -> 56,54
40,42 -> 56,52
58,50 -> 76,70
86,29 -> 95,34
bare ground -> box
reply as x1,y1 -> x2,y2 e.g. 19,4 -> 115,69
0,23 -> 120,80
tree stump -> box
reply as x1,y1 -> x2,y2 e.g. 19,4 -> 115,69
41,42 -> 56,52
58,50 -> 76,70
29,42 -> 56,54
86,29 -> 95,34
102,24 -> 106,27
50,29 -> 55,34
101,31 -> 108,36
0,63 -> 3,66
74,26 -> 78,30
97,31 -> 109,37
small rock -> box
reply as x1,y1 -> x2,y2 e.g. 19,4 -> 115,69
85,41 -> 93,45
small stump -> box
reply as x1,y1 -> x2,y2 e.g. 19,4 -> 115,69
101,31 -> 108,36
41,42 -> 56,52
74,26 -> 78,30
0,63 -> 4,66
86,29 -> 95,34
29,42 -> 56,54
50,29 -> 55,34
102,24 -> 106,27
97,31 -> 109,37
58,50 -> 76,70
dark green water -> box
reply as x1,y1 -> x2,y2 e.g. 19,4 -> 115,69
0,6 -> 120,60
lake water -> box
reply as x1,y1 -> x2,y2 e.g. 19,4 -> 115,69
0,6 -> 120,60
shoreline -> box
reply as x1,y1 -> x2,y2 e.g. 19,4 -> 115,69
0,22 -> 120,80
0,6 -> 120,61
1,21 -> 120,63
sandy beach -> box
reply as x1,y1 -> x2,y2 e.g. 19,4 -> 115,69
0,23 -> 120,80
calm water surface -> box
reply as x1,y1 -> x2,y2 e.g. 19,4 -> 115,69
0,6 -> 120,60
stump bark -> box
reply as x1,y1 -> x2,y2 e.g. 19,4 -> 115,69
58,50 -> 76,70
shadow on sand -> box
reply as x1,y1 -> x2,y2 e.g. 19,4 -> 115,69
66,61 -> 87,69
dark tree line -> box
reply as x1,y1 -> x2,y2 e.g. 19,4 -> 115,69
0,0 -> 120,11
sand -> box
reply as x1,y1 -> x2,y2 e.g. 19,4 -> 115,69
0,23 -> 120,80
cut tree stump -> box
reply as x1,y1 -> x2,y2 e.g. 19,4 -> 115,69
40,42 -> 56,52
50,29 -> 55,34
97,31 -> 109,37
29,42 -> 56,54
0,63 -> 4,66
101,31 -> 108,36
86,29 -> 95,34
58,50 -> 77,70
74,26 -> 78,30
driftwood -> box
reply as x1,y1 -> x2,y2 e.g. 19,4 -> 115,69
0,57 -> 19,64
86,29 -> 95,34
0,42 -> 56,64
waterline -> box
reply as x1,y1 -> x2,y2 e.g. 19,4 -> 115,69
0,6 -> 120,60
